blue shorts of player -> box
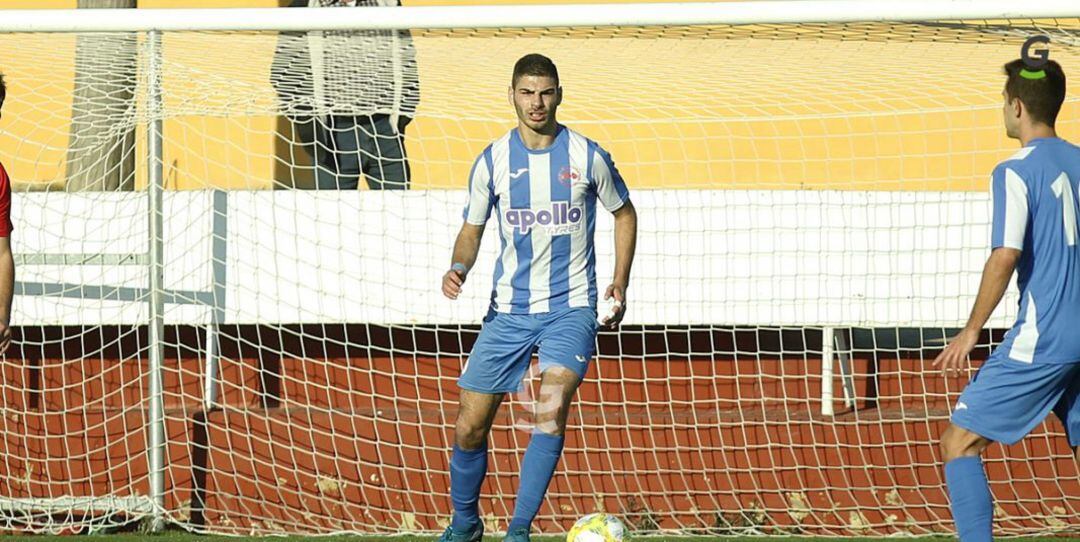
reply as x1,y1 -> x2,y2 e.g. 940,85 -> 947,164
459,307 -> 597,394
951,351 -> 1080,446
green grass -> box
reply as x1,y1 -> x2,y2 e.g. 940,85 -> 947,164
0,538 -> 965,542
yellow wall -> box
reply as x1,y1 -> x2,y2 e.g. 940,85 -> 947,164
0,0 -> 281,190
0,1 -> 1077,192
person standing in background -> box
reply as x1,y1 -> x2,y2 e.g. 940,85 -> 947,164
0,73 -> 17,354
271,0 -> 420,190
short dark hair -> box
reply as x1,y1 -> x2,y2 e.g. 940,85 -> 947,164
1003,58 -> 1066,127
0,72 -> 6,108
512,54 -> 559,88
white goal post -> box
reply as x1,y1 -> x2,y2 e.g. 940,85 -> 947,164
0,1 -> 1077,31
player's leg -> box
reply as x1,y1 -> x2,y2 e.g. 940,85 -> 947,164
943,355 -> 1080,542
531,366 -> 580,436
359,114 -> 410,190
506,308 -> 596,539
446,312 -> 540,540
448,389 -> 504,536
940,423 -> 994,542
1049,369 -> 1080,462
505,366 -> 579,538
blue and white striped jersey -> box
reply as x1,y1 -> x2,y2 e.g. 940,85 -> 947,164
991,137 -> 1080,364
463,125 -> 630,314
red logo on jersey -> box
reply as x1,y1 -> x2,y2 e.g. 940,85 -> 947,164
558,166 -> 582,187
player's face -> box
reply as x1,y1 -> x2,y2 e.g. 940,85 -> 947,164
1002,87 -> 1020,139
510,75 -> 561,133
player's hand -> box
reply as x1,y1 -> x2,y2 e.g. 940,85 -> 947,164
933,328 -> 979,376
0,323 -> 12,355
600,283 -> 627,328
442,267 -> 466,300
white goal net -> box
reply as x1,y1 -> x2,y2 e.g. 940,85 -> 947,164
0,2 -> 1078,536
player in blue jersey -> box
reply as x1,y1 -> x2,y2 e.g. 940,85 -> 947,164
934,58 -> 1078,541
437,54 -> 638,542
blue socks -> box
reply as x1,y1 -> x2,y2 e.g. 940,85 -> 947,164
507,431 -> 565,533
450,444 -> 488,532
450,433 -> 567,534
945,456 -> 993,542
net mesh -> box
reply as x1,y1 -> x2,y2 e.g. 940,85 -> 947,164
0,15 -> 1077,536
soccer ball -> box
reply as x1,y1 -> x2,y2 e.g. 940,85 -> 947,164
566,513 -> 628,542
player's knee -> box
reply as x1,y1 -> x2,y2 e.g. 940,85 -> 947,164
533,410 -> 570,436
534,371 -> 579,435
532,389 -> 571,435
940,424 -> 990,462
454,421 -> 490,450
532,395 -> 574,435
533,425 -> 566,437
454,413 -> 491,447
939,425 -> 966,460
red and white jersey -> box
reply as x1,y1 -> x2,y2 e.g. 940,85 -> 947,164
0,162 -> 12,237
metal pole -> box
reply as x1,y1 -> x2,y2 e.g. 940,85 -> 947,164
146,28 -> 166,532
820,327 -> 834,417
203,324 -> 219,410
834,328 -> 857,409
203,190 -> 228,412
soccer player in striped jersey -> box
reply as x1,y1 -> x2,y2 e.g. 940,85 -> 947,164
934,59 -> 1079,541
439,54 -> 638,542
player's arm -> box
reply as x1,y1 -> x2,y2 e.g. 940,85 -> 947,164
443,150 -> 494,300
934,166 -> 1026,374
602,200 -> 637,327
594,147 -> 635,327
933,247 -> 1020,374
0,237 -> 12,354
0,166 -> 12,354
443,223 -> 485,300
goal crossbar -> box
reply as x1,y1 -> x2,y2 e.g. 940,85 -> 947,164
0,1 -> 1077,33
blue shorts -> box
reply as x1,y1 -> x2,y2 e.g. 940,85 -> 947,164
951,352 -> 1080,446
458,307 -> 597,394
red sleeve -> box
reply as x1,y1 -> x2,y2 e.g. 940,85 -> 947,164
0,163 -> 12,237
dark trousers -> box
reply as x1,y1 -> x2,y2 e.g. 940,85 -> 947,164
295,113 -> 411,190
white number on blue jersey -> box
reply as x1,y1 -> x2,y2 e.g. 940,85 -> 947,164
1051,172 -> 1077,246
988,138 -> 1080,365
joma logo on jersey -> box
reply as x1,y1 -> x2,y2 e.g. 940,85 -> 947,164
505,202 -> 583,235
